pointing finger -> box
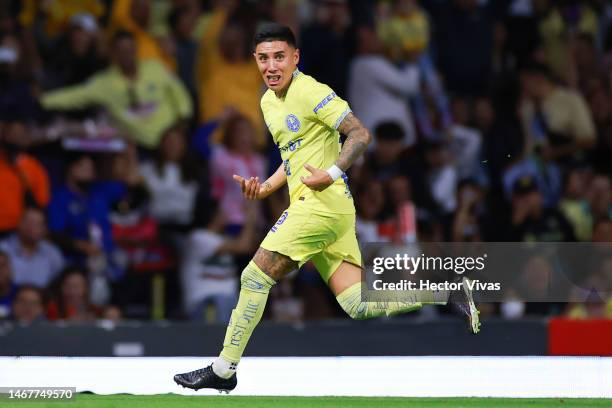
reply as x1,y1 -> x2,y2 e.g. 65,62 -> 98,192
303,163 -> 316,173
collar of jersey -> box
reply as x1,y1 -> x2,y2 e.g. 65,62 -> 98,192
275,69 -> 301,100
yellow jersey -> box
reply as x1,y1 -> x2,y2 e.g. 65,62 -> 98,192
260,69 -> 355,214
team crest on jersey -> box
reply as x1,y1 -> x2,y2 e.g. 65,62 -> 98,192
286,114 -> 301,132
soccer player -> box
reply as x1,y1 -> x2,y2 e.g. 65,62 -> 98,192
174,23 -> 480,393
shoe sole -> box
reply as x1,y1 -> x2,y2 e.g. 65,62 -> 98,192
173,376 -> 235,393
461,276 -> 481,334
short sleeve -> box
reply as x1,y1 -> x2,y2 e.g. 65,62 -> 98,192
307,80 -> 351,130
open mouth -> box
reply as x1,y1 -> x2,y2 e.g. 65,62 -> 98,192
267,75 -> 281,86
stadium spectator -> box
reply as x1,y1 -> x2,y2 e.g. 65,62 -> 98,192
0,250 -> 16,319
300,0 -> 351,97
101,304 -> 123,322
355,180 -> 388,243
0,33 -> 40,122
570,33 -> 602,94
444,99 -> 483,181
507,176 -> 575,242
473,94 -> 524,191
108,0 -> 176,71
210,114 -> 265,234
451,180 -> 485,242
533,0 -> 598,85
348,26 -> 419,146
47,153 -> 126,286
516,255 -> 564,316
586,82 -> 612,173
0,120 -> 50,234
0,207 -> 64,288
559,167 -> 593,242
11,285 -> 46,325
427,0 -> 494,95
520,62 -> 596,165
167,5 -> 199,104
422,140 -> 458,216
195,1 -> 264,147
41,30 -> 192,149
181,200 -> 256,322
42,12 -> 106,91
592,218 -> 612,242
47,267 -> 100,321
585,173 -> 612,224
17,0 -> 106,74
352,121 -> 406,185
140,123 -> 200,228
377,0 -> 452,138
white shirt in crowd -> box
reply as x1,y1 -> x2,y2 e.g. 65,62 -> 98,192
180,230 -> 238,314
0,235 -> 64,288
349,55 -> 420,147
139,162 -> 198,225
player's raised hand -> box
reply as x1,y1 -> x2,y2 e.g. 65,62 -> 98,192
233,174 -> 261,200
300,163 -> 334,192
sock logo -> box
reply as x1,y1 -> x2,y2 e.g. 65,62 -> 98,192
244,279 -> 264,290
229,300 -> 260,347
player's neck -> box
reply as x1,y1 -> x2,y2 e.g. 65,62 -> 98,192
274,81 -> 291,99
274,68 -> 300,99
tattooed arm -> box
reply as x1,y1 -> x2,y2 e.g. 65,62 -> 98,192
300,112 -> 372,191
233,163 -> 287,200
335,112 -> 372,171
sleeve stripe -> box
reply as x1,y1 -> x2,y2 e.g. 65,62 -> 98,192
333,108 -> 352,130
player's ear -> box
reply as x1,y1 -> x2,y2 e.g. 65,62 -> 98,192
293,47 -> 300,65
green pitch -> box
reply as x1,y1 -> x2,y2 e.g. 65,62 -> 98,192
1,394 -> 610,408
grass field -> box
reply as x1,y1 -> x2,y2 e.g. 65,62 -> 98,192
1,395 -> 610,408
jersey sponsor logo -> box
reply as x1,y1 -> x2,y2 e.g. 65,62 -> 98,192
286,114 -> 301,132
279,138 -> 303,153
283,159 -> 291,176
313,92 -> 336,114
270,210 -> 289,233
341,173 -> 352,198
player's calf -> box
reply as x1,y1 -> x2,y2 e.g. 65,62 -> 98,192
336,282 -> 422,320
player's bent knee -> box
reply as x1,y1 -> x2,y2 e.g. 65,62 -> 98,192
240,261 -> 276,293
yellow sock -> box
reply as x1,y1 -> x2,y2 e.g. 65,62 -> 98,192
336,282 -> 424,320
218,261 -> 275,368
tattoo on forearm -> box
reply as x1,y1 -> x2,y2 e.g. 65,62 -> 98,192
336,113 -> 370,171
263,181 -> 272,192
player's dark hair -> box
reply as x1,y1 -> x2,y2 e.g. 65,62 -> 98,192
253,23 -> 296,49
374,121 -> 404,142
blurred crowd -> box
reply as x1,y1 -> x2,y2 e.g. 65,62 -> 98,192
0,0 -> 611,325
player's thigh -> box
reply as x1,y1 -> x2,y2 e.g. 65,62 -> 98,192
252,247 -> 298,281
259,207 -> 337,278
311,213 -> 362,295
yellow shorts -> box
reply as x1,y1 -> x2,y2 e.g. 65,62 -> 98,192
260,201 -> 362,283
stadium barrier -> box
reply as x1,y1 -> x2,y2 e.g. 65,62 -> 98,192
0,319 -> 547,356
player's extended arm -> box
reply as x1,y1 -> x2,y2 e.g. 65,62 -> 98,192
232,163 -> 287,200
301,112 -> 372,191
